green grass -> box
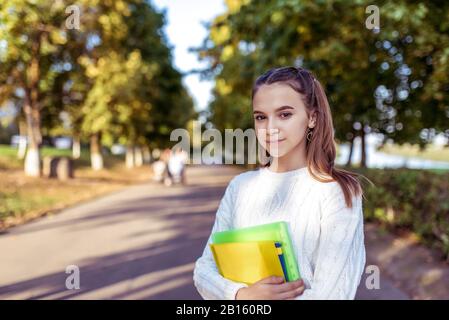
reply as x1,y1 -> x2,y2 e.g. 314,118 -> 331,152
0,144 -> 148,229
0,144 -> 21,169
0,144 -> 124,170
0,191 -> 59,220
379,143 -> 449,163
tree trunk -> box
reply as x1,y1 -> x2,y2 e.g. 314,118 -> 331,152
126,145 -> 135,169
346,135 -> 355,167
23,39 -> 42,177
23,101 -> 42,176
17,120 -> 27,160
361,129 -> 367,168
90,133 -> 103,170
24,143 -> 40,177
135,146 -> 143,167
72,134 -> 81,159
23,107 -> 41,177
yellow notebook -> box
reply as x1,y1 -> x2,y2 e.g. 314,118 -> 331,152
209,240 -> 285,285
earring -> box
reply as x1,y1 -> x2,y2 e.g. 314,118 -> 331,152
306,128 -> 313,141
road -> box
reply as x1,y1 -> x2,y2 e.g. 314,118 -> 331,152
0,165 -> 409,299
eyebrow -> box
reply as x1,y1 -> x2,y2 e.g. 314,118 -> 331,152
253,105 -> 295,114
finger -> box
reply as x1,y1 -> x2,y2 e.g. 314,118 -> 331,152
257,276 -> 283,285
279,286 -> 305,300
274,280 -> 304,293
280,287 -> 304,299
296,285 -> 305,295
279,291 -> 297,300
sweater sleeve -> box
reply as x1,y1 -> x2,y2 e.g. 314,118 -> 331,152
193,178 -> 249,300
296,182 -> 366,300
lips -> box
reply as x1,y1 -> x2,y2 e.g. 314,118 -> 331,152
266,138 -> 286,143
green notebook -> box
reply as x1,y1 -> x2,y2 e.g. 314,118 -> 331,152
212,221 -> 301,282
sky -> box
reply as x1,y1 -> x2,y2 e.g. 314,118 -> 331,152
152,0 -> 226,113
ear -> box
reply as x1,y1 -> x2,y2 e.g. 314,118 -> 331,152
308,111 -> 317,128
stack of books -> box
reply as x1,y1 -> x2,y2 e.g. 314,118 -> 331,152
210,221 -> 301,285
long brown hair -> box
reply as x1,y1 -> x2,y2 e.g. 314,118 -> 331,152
252,66 -> 364,208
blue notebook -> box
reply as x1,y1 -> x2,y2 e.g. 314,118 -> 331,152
275,242 -> 288,280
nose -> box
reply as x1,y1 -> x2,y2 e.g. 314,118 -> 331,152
257,116 -> 280,139
267,118 -> 280,137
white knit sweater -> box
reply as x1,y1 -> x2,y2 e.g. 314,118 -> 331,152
193,166 -> 366,300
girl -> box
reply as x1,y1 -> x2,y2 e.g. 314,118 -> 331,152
193,66 -> 366,300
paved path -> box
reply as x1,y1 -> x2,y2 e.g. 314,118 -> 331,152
0,165 -> 409,299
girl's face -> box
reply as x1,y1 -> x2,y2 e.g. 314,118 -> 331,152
252,83 -> 315,158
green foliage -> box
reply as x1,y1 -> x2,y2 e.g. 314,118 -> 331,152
196,0 -> 449,147
73,0 -> 196,148
0,0 -> 196,166
354,167 -> 449,261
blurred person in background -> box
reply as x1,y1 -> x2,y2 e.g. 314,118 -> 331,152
152,148 -> 171,184
166,147 -> 188,186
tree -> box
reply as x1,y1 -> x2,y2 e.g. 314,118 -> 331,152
80,50 -> 158,169
76,0 -> 195,169
0,0 -> 71,176
195,0 -> 449,167
1,0 -> 196,174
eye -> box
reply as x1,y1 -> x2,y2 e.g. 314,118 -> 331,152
254,115 -> 266,121
280,112 -> 292,118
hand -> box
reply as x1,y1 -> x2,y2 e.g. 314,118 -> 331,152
235,276 -> 304,300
